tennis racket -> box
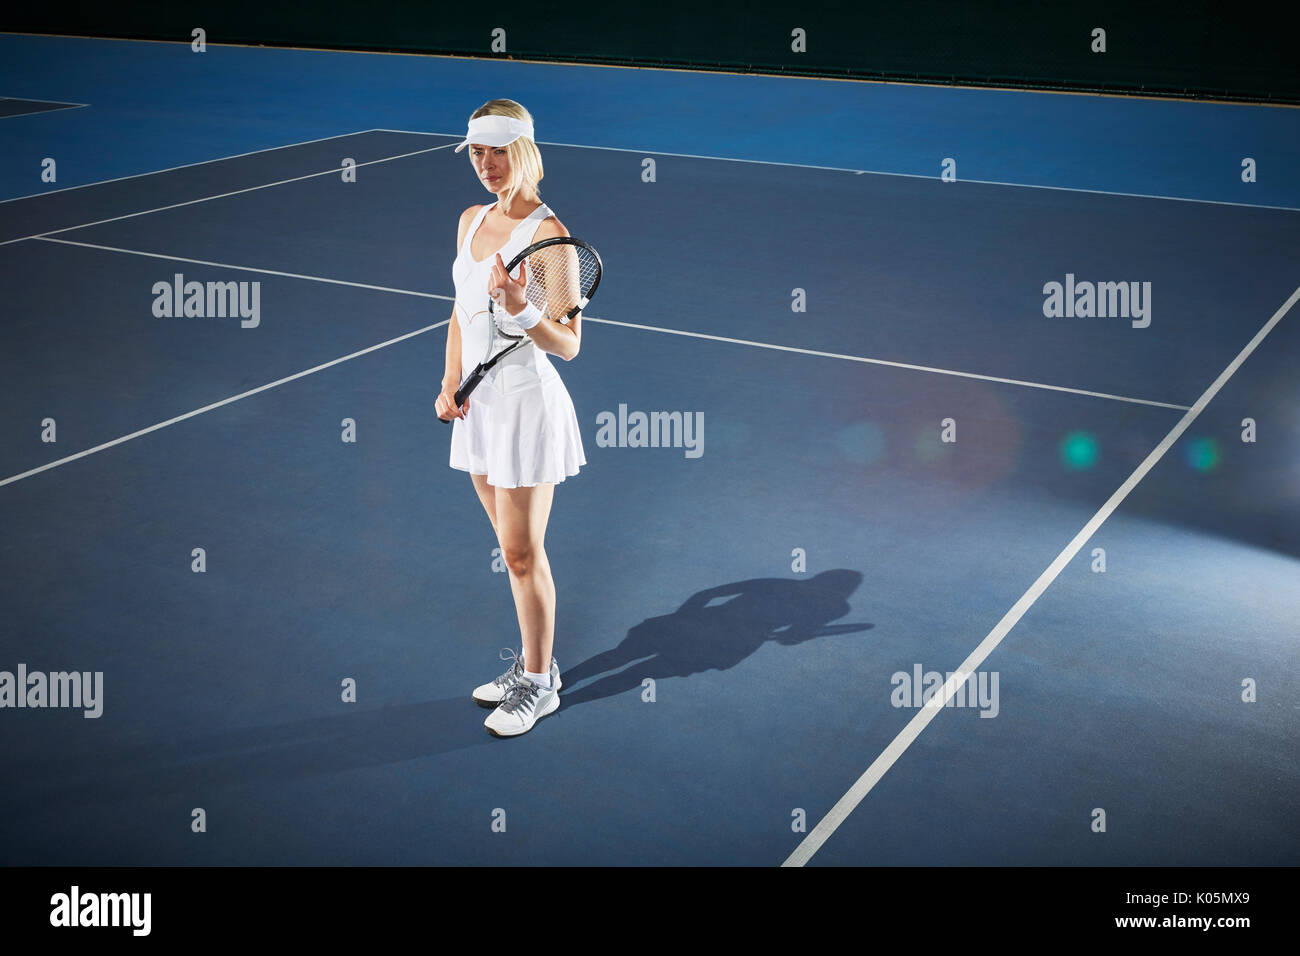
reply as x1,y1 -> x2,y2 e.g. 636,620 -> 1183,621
442,237 -> 602,422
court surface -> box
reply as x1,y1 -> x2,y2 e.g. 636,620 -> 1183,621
1,35 -> 1297,866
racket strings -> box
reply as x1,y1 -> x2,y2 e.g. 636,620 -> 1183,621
491,309 -> 527,338
523,245 -> 600,321
490,243 -> 600,338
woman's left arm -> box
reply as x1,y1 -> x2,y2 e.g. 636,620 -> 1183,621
490,217 -> 582,361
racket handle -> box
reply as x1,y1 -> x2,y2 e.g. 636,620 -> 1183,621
440,373 -> 481,424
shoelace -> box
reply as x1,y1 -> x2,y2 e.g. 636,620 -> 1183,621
498,677 -> 541,715
493,647 -> 524,688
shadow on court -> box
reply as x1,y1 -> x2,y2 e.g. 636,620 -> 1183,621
560,569 -> 873,707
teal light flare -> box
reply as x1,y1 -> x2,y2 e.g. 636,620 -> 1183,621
1184,436 -> 1220,472
1059,430 -> 1100,470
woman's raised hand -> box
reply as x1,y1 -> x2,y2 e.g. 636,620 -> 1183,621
488,253 -> 529,316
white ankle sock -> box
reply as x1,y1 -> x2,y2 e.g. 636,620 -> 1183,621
524,668 -> 552,690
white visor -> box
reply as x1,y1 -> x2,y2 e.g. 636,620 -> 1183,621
454,115 -> 535,152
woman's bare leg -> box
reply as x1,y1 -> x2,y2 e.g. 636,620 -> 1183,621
493,482 -> 556,675
470,473 -> 499,535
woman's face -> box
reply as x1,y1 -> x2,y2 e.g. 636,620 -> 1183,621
469,143 -> 511,195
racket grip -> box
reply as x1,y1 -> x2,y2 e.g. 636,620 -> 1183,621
441,374 -> 481,423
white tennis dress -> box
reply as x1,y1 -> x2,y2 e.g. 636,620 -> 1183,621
449,201 -> 586,488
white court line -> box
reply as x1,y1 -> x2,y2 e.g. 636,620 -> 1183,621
782,283 -> 1300,868
0,96 -> 88,106
37,236 -> 455,300
0,124 -> 1194,489
374,129 -> 1300,213
0,103 -> 86,120
0,128 -> 382,205
587,316 -> 1191,410
0,321 -> 449,489
20,234 -> 1189,411
2,141 -> 454,247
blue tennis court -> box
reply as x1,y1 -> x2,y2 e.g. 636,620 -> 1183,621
1,32 -> 1297,869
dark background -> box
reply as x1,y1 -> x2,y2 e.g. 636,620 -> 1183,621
3,0 -> 1296,103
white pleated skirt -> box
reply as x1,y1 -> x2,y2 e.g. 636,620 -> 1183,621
449,371 -> 586,488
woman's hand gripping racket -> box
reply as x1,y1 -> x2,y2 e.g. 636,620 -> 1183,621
440,237 -> 602,422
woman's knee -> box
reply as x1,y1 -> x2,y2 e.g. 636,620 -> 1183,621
501,543 -> 536,578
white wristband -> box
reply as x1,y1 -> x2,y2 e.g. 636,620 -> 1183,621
510,300 -> 544,330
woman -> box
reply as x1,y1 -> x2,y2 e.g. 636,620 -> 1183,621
435,99 -> 586,738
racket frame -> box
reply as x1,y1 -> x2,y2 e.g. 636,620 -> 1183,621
444,236 -> 602,419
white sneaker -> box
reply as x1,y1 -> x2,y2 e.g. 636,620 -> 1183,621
484,674 -> 561,737
472,649 -> 562,707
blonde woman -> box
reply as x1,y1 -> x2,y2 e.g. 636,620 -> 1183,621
435,100 -> 585,737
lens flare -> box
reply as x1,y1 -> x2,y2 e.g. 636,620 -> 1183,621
1059,430 -> 1100,470
913,427 -> 946,463
1184,436 -> 1220,472
836,422 -> 886,465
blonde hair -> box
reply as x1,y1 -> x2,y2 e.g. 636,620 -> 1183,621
469,99 -> 543,211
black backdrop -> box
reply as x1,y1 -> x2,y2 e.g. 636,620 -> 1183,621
3,1 -> 1295,103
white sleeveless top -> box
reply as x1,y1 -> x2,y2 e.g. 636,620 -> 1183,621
448,200 -> 587,488
452,201 -> 561,398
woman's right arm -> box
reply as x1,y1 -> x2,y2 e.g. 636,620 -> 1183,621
435,206 -> 481,422
435,313 -> 466,421
442,304 -> 462,394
